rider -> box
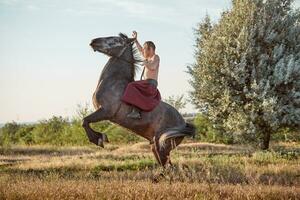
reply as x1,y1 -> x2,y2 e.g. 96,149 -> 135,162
120,31 -> 161,119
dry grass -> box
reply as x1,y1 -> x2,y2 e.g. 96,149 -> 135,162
0,142 -> 299,200
1,176 -> 299,200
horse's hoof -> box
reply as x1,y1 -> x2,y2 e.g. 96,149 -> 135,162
151,172 -> 165,183
97,138 -> 104,148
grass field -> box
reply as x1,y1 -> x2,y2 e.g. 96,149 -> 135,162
0,141 -> 299,200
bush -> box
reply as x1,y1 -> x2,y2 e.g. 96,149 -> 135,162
30,116 -> 70,145
0,121 -> 21,146
272,127 -> 300,142
193,113 -> 234,144
0,117 -> 142,146
104,124 -> 143,144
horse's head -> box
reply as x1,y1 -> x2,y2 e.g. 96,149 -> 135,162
90,33 -> 135,57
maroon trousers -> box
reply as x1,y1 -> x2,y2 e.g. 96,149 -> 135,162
121,79 -> 161,111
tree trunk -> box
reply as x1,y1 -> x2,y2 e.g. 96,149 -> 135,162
260,129 -> 271,150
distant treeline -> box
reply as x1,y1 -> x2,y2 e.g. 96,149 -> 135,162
0,116 -> 145,146
0,104 -> 299,146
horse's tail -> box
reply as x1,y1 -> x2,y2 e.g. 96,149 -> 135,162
158,122 -> 196,149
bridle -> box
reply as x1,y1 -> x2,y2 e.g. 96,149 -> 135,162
109,42 -> 136,65
104,41 -> 145,80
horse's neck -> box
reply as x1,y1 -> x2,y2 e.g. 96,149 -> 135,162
97,56 -> 134,85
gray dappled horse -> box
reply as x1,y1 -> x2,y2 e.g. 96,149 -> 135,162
82,33 -> 196,167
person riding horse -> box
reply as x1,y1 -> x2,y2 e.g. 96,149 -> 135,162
121,31 -> 161,119
85,32 -> 195,168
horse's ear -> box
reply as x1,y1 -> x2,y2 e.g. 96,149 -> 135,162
118,32 -> 128,39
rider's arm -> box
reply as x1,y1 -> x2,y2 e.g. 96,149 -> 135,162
143,55 -> 160,71
134,39 -> 143,55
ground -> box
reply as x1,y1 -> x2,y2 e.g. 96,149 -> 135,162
0,142 -> 299,200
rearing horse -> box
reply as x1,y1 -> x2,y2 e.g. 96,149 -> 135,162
82,33 -> 196,167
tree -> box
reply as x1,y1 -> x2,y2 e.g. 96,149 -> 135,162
31,116 -> 70,145
188,14 -> 214,109
164,94 -> 187,113
187,0 -> 300,149
0,121 -> 21,145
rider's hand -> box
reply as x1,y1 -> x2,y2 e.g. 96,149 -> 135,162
132,31 -> 137,41
142,59 -> 149,66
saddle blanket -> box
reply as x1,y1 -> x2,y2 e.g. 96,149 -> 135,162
121,79 -> 161,111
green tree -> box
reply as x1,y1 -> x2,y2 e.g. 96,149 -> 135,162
188,0 -> 300,149
31,116 -> 70,145
193,113 -> 234,144
0,121 -> 21,146
164,94 -> 187,113
15,125 -> 36,145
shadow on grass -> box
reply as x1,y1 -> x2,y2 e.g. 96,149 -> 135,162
91,158 -> 156,174
0,146 -> 96,156
0,166 -> 83,179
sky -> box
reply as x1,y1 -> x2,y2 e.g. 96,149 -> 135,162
0,0 -> 299,123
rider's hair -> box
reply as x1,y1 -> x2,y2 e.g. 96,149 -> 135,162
144,41 -> 156,51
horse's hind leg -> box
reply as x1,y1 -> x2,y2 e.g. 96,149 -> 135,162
151,142 -> 162,166
154,136 -> 184,167
151,136 -> 184,183
82,107 -> 110,147
151,139 -> 167,183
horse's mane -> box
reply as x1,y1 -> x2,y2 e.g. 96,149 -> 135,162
118,32 -> 143,80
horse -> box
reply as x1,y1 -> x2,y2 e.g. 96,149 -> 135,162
82,33 -> 196,168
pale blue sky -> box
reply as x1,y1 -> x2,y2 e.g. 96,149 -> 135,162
1,0 -> 299,123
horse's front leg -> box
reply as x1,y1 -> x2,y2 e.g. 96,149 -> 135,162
82,107 -> 110,147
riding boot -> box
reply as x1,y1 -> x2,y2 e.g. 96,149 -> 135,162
127,106 -> 142,119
